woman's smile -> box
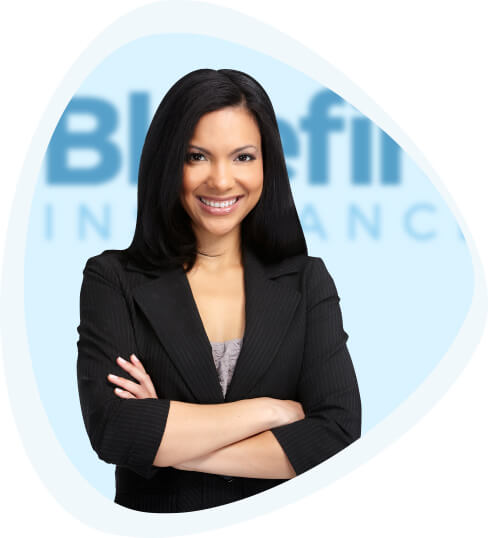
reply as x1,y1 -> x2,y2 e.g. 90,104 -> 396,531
196,194 -> 245,215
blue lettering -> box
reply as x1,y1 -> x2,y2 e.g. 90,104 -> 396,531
348,204 -> 381,239
381,131 -> 401,185
404,203 -> 436,239
129,92 -> 150,185
47,97 -> 120,184
352,117 -> 371,185
300,203 -> 327,239
78,204 -> 111,239
301,90 -> 345,185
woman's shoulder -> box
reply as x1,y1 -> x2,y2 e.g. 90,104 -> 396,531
81,249 -> 130,288
83,248 -> 127,271
264,253 -> 340,310
265,252 -> 327,278
303,255 -> 340,301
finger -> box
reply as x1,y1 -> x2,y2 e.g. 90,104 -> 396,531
116,356 -> 147,384
107,373 -> 144,397
130,354 -> 147,373
114,387 -> 136,399
116,356 -> 155,395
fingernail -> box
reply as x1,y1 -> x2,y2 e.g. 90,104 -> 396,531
115,388 -> 123,393
131,354 -> 140,362
117,356 -> 126,363
108,374 -> 117,379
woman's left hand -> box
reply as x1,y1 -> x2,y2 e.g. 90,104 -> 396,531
107,354 -> 158,399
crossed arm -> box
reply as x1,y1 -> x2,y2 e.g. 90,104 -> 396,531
107,354 -> 297,479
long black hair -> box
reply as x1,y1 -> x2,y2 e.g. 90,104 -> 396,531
124,68 -> 307,272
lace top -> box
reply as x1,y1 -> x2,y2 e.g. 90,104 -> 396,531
210,337 -> 243,397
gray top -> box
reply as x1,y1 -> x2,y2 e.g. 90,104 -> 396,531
210,337 -> 243,397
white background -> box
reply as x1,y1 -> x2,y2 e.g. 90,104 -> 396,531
1,1 -> 486,536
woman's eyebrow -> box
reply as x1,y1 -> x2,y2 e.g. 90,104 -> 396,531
187,144 -> 258,156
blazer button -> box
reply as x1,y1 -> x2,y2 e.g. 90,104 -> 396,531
222,475 -> 234,482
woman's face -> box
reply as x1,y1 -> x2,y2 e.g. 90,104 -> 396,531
180,106 -> 264,240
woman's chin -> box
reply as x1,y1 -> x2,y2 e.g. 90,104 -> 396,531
199,221 -> 241,237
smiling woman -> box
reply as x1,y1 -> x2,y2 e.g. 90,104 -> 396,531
76,68 -> 362,513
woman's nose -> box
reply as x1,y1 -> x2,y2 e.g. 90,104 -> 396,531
206,162 -> 234,190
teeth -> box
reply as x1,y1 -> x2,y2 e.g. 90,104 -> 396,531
199,197 -> 238,208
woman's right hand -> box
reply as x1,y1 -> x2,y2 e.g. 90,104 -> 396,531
265,397 -> 305,428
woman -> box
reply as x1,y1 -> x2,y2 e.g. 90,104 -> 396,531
76,68 -> 362,513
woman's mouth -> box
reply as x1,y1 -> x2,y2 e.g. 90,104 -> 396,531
196,195 -> 244,215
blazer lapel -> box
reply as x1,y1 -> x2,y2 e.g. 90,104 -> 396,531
127,245 -> 303,404
223,246 -> 302,402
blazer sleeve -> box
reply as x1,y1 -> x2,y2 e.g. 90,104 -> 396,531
269,257 -> 362,476
76,255 -> 171,480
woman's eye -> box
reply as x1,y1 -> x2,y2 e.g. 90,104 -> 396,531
185,152 -> 205,162
236,153 -> 255,162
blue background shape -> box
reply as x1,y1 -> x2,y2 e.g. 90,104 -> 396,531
3,2 -> 484,535
24,32 -> 474,501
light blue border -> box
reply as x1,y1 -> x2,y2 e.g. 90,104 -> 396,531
1,0 -> 486,535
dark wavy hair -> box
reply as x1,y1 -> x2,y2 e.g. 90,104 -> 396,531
124,68 -> 307,272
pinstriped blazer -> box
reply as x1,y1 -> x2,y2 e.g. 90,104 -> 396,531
76,243 -> 362,513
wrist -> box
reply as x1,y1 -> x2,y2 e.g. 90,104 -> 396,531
258,397 -> 279,429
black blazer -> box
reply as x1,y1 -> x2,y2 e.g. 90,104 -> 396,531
76,244 -> 361,513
